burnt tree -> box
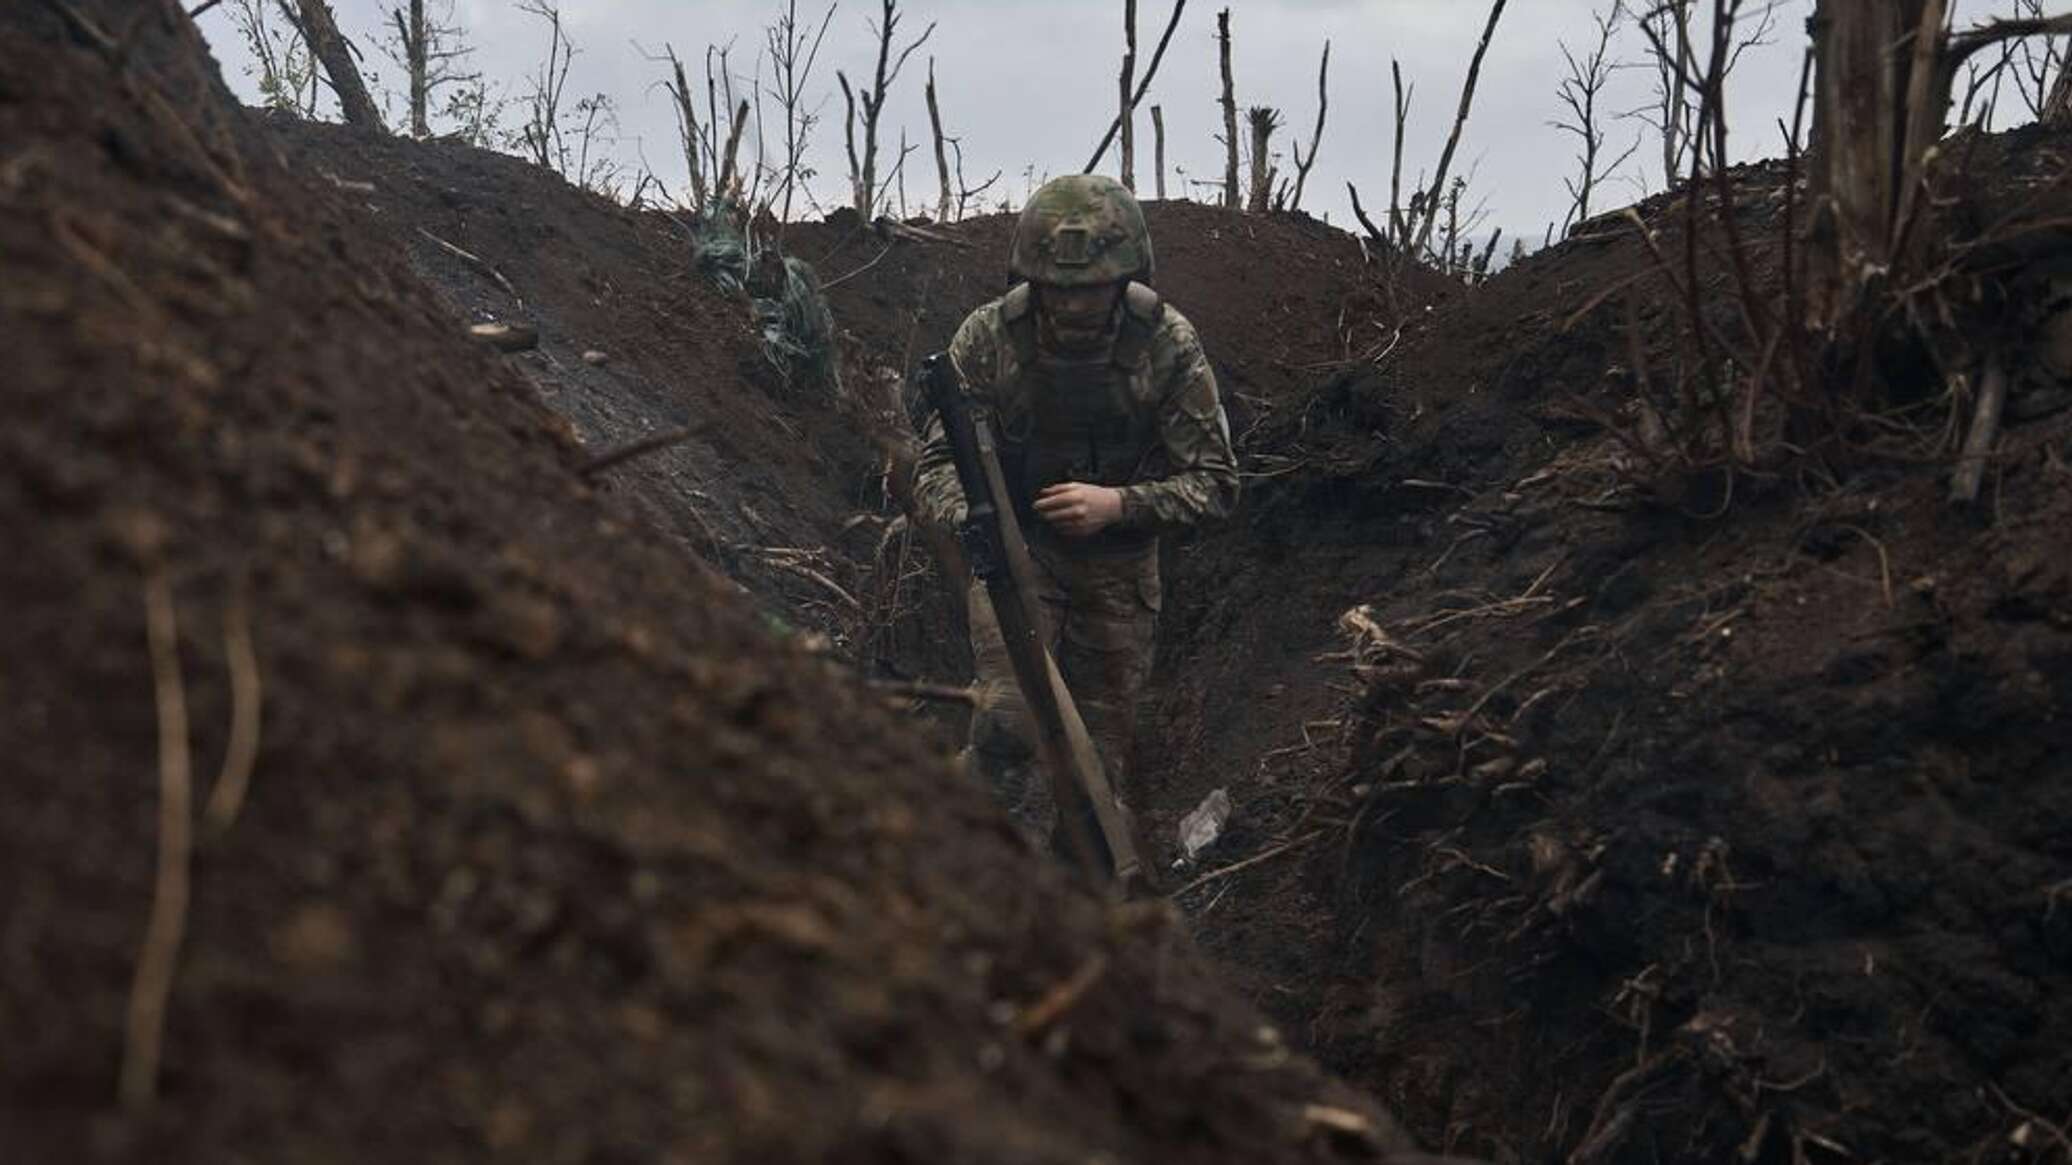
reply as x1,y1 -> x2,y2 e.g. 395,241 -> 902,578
837,0 -> 935,216
1216,8 -> 1237,209
292,0 -> 383,132
1245,106 -> 1279,213
1286,40 -> 1328,212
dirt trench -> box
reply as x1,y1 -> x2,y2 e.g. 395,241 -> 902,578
12,2 -> 2072,1162
748,124 -> 2072,1165
1127,146 -> 2072,1163
265,84 -> 2072,1165
0,5 -> 1452,1162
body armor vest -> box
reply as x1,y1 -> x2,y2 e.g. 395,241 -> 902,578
994,282 -> 1162,553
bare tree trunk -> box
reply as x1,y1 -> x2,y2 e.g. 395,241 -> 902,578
850,0 -> 937,216
1288,40 -> 1329,211
1554,4 -> 1626,232
2045,35 -> 2072,123
295,0 -> 385,132
1246,106 -> 1279,213
766,0 -> 837,229
1217,8 -> 1238,210
408,0 -> 426,136
927,60 -> 952,221
666,49 -> 708,213
1389,59 -> 1410,245
718,98 -> 750,203
1807,0 -> 1917,329
1119,0 -> 1137,190
838,72 -> 863,212
1650,1 -> 1697,190
1951,351 -> 2007,502
387,0 -> 429,137
1085,0 -> 1188,172
1152,104 -> 1167,198
859,13 -> 886,213
1412,0 -> 1507,255
1806,1 -> 2072,350
1442,179 -> 1462,276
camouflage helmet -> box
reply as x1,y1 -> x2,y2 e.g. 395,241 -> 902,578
1008,175 -> 1154,287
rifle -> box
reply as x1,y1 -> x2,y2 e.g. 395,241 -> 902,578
918,351 -> 1146,892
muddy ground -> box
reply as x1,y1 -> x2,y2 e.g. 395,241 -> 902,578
7,2 -> 2072,1163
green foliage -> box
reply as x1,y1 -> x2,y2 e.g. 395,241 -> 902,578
224,0 -> 318,115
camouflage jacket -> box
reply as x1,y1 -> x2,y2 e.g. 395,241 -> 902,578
913,285 -> 1239,549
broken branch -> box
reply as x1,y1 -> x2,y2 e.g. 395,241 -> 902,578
1288,40 -> 1329,211
1951,352 -> 2008,504
1084,0 -> 1188,172
415,227 -> 520,305
1013,952 -> 1111,1036
1175,829 -> 1324,898
577,426 -> 695,478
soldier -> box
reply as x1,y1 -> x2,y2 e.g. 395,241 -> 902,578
913,175 -> 1240,846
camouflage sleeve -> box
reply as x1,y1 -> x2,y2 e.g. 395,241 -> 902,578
910,304 -> 1001,530
1117,307 -> 1240,531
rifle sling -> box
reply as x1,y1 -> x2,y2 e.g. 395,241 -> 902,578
972,421 -> 1144,886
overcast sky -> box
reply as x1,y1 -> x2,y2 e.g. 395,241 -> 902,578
197,0 -> 2042,254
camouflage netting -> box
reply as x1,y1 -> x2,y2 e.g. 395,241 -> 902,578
692,206 -> 839,393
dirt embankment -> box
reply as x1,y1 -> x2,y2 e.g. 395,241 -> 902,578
0,4 -> 1447,1162
15,2 -> 2067,1161
1137,143 -> 2072,1161
271,116 -> 930,669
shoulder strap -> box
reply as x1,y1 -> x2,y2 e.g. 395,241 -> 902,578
1000,283 -> 1039,367
1111,281 -> 1163,369
1122,281 -> 1162,324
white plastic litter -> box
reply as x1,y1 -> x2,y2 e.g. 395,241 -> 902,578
1178,788 -> 1233,861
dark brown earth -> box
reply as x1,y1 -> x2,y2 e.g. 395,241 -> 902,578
0,4 -> 1446,1163
800,130 -> 2072,1164
9,2 -> 2072,1163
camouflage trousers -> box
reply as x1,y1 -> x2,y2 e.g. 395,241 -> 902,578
963,541 -> 1161,849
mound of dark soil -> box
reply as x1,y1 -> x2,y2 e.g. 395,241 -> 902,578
790,200 -> 1407,409
0,5 -> 1447,1162
1137,143 -> 2072,1161
788,194 -> 1437,805
267,117 -> 925,668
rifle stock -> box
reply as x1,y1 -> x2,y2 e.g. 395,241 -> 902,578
919,353 -> 1145,892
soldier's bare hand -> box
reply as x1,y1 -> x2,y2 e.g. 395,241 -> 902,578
1034,483 -> 1124,537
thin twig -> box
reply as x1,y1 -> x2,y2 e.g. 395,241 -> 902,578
202,581 -> 262,835
1174,830 -> 1324,898
1951,352 -> 2008,504
821,240 -> 897,290
868,679 -> 976,705
1013,952 -> 1110,1036
1836,524 -> 1895,608
1084,0 -> 1189,171
1456,625 -> 1596,733
767,558 -> 863,612
122,565 -> 194,1111
1989,1082 -> 2072,1163
414,227 -> 522,306
577,426 -> 694,477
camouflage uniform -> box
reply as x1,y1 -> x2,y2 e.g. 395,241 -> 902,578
912,176 -> 1239,841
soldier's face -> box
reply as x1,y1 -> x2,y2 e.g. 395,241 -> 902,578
1036,281 -> 1124,354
